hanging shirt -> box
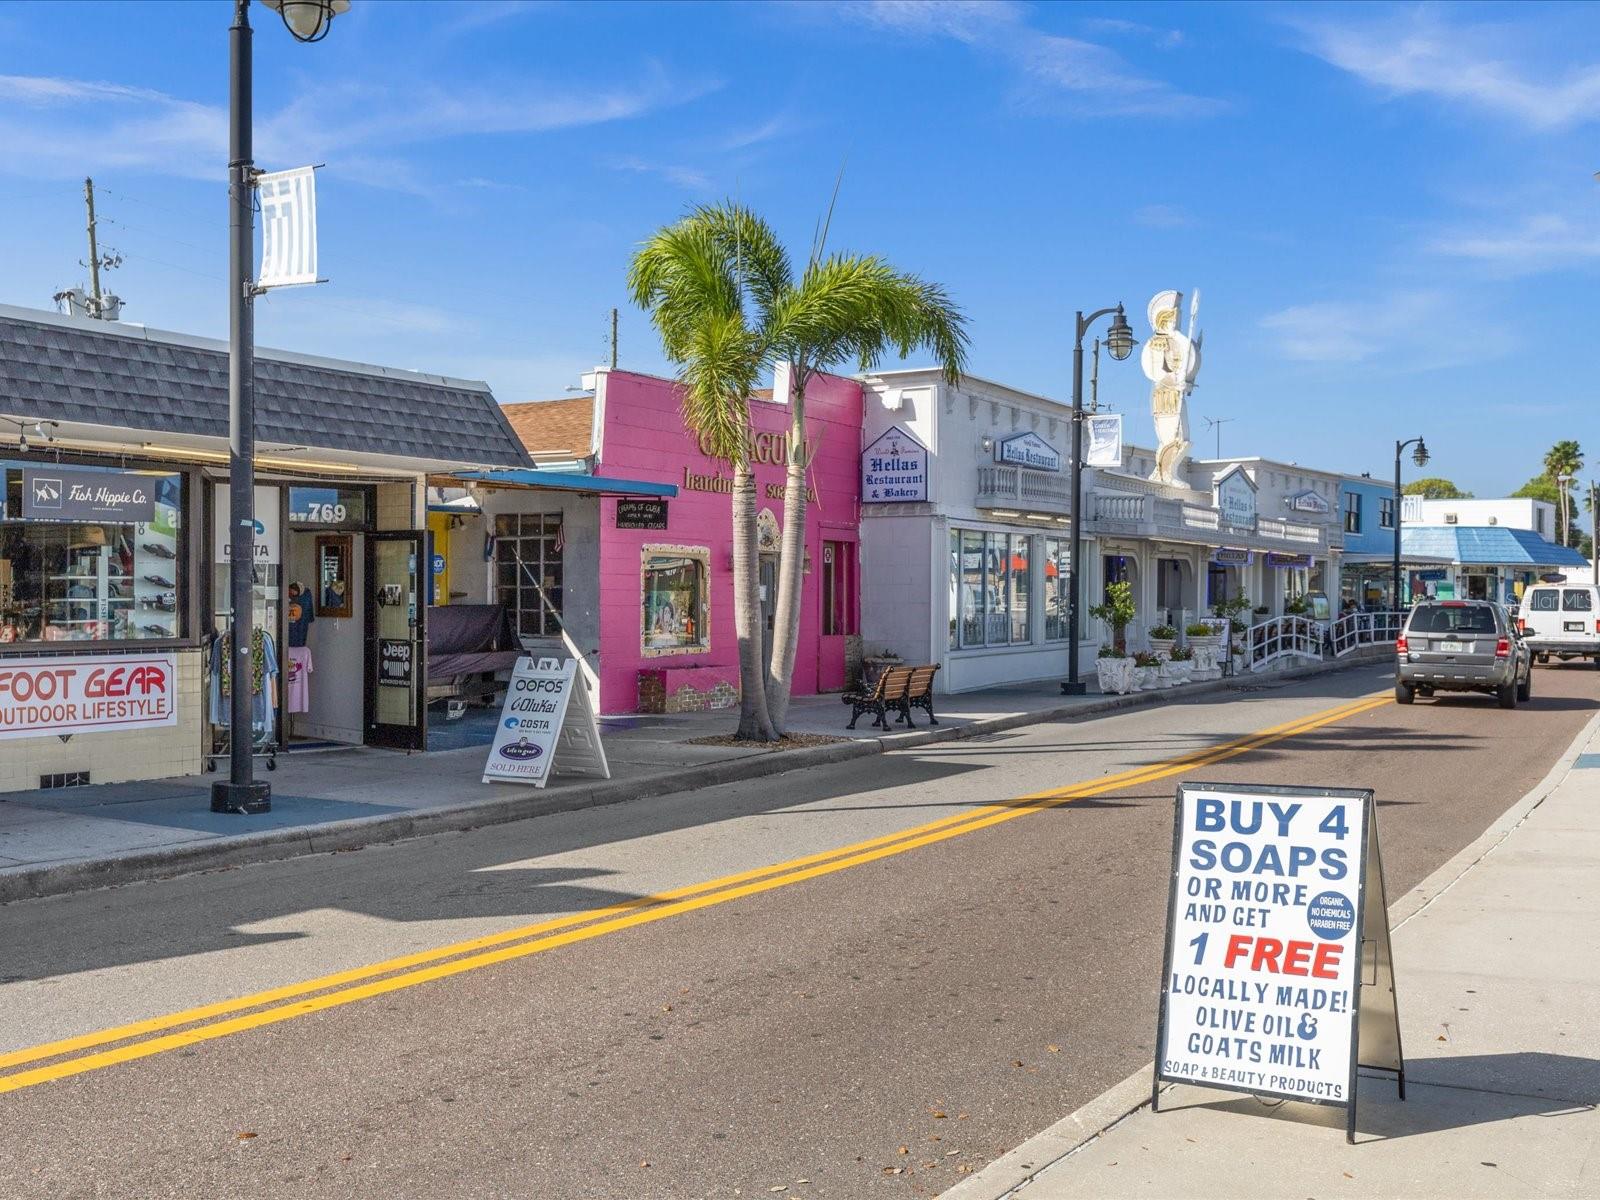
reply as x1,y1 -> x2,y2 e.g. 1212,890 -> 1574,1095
286,583 -> 316,648
286,645 -> 313,714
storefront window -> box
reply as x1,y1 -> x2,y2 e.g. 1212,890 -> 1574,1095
1,461 -> 185,645
951,529 -> 1033,648
1008,534 -> 1030,642
495,513 -> 563,639
1043,537 -> 1070,640
642,545 -> 708,654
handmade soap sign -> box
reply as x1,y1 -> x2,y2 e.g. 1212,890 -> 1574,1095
1153,783 -> 1405,1143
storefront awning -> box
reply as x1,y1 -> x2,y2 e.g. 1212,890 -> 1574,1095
446,468 -> 677,498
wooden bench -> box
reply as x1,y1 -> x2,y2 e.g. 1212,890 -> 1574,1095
842,664 -> 939,730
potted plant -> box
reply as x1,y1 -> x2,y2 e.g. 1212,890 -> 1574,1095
1164,643 -> 1195,686
1134,651 -> 1164,690
1148,623 -> 1179,659
1284,595 -> 1309,617
1185,621 -> 1221,679
1095,645 -> 1136,695
1089,580 -> 1137,655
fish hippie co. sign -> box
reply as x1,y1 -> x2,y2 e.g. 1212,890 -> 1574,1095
22,468 -> 156,522
862,425 -> 929,503
1153,783 -> 1404,1143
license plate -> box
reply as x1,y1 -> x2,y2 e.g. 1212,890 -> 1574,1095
1440,640 -> 1463,653
1566,622 -> 1585,632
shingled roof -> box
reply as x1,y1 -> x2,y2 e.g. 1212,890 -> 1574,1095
500,396 -> 594,457
0,305 -> 532,469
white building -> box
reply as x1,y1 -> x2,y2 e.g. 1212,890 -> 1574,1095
1402,496 -> 1557,540
857,369 -> 1343,693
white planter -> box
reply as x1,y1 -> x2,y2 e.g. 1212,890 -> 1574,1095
1096,656 -> 1137,695
1188,635 -> 1221,680
1162,659 -> 1194,686
1148,637 -> 1177,660
1135,665 -> 1162,690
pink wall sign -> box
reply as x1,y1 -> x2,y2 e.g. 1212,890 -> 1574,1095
595,370 -> 863,714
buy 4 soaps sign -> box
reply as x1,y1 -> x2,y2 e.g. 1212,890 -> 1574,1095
1153,783 -> 1404,1142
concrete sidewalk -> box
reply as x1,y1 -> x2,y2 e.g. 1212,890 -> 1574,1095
2,663 -> 1358,904
949,710 -> 1600,1200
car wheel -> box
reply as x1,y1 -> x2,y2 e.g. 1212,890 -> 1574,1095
1396,682 -> 1415,705
1497,683 -> 1517,709
1517,670 -> 1531,702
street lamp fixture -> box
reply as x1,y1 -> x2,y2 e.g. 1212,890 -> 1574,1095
1063,303 -> 1137,695
212,0 -> 347,817
1393,435 -> 1428,614
262,0 -> 350,42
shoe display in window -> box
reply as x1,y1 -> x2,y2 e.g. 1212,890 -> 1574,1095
141,541 -> 177,560
142,574 -> 176,589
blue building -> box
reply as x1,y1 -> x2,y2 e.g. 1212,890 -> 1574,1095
1335,474 -> 1401,609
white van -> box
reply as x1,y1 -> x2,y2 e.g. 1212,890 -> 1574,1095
1520,581 -> 1600,667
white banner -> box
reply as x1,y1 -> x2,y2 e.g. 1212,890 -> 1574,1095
257,166 -> 319,289
1085,413 -> 1123,467
0,653 -> 178,740
484,656 -> 610,787
1156,784 -> 1378,1108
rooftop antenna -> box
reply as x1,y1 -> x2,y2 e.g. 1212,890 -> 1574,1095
1203,415 -> 1234,458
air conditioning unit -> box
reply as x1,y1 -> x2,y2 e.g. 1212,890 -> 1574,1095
1444,513 -> 1458,524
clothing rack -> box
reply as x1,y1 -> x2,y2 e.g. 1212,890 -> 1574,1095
203,629 -> 280,773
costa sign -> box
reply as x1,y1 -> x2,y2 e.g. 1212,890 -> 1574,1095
0,654 -> 178,740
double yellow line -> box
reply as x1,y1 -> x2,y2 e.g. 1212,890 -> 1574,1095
0,691 -> 1389,1097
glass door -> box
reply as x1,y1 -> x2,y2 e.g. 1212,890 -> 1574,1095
366,532 -> 426,750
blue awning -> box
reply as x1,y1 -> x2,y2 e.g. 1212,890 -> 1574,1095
448,468 -> 677,498
1400,526 -> 1589,568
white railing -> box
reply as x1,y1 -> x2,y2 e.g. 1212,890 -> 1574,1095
977,465 -> 1072,512
1095,493 -> 1147,521
1330,610 -> 1404,657
1258,517 -> 1323,545
1247,615 -> 1323,671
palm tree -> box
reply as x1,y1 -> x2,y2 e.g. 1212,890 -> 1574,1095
632,200 -> 968,735
672,203 -> 968,728
1543,440 -> 1584,546
629,221 -> 778,740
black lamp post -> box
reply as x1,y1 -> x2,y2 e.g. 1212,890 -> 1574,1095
1062,304 -> 1136,695
1391,436 -> 1429,614
211,0 -> 347,816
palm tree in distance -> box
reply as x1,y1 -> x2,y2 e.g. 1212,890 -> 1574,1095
631,200 -> 968,737
1543,440 -> 1584,546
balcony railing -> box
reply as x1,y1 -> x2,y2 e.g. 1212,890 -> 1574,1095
1088,488 -> 1331,553
976,465 -> 1073,514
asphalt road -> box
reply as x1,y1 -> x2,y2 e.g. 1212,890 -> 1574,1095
1,661 -> 1594,1199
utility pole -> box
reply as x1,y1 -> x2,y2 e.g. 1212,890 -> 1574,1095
610,307 -> 619,369
84,178 -> 103,314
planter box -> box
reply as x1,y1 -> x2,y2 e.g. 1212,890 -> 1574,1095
1096,657 -> 1137,695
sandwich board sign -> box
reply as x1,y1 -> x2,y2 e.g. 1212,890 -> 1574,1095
1153,783 -> 1404,1142
483,656 -> 610,787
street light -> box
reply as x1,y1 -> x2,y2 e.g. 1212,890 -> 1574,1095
212,0 -> 348,817
1063,303 -> 1136,695
262,0 -> 349,42
1392,436 -> 1428,613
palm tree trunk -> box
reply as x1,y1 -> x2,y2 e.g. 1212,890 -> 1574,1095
766,374 -> 809,731
731,463 -> 777,741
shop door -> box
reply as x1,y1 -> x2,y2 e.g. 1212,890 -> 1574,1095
759,553 -> 778,671
366,532 -> 426,751
817,540 -> 852,692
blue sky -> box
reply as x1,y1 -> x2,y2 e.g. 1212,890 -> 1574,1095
1,1 -> 1596,495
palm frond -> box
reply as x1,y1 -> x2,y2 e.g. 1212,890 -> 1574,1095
681,202 -> 793,327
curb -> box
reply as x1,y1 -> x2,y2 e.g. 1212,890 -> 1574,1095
0,654 -> 1385,906
938,702 -> 1600,1200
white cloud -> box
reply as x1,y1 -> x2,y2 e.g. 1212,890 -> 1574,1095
1259,290 -> 1508,369
1429,213 -> 1600,274
607,155 -> 713,192
1132,204 -> 1196,229
1081,17 -> 1185,50
1291,9 -> 1600,129
0,67 -> 718,189
840,1 -> 1220,117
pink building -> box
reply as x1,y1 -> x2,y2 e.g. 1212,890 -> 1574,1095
592,368 -> 863,714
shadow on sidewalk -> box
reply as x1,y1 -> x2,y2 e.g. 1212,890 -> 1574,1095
1165,1051 -> 1598,1142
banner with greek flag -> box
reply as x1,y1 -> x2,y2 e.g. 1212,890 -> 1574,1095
257,166 -> 320,289
1085,413 -> 1123,467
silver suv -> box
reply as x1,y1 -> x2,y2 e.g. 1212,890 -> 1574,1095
1396,600 -> 1532,709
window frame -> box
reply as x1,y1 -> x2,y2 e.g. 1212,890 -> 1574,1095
494,512 -> 565,641
1379,496 -> 1395,529
1343,491 -> 1362,534
1,453 -> 198,655
640,543 -> 710,656
950,527 -> 1036,650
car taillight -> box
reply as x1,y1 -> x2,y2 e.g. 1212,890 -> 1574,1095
1517,618 -> 1526,634
1396,635 -> 1408,655
1495,637 -> 1511,658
